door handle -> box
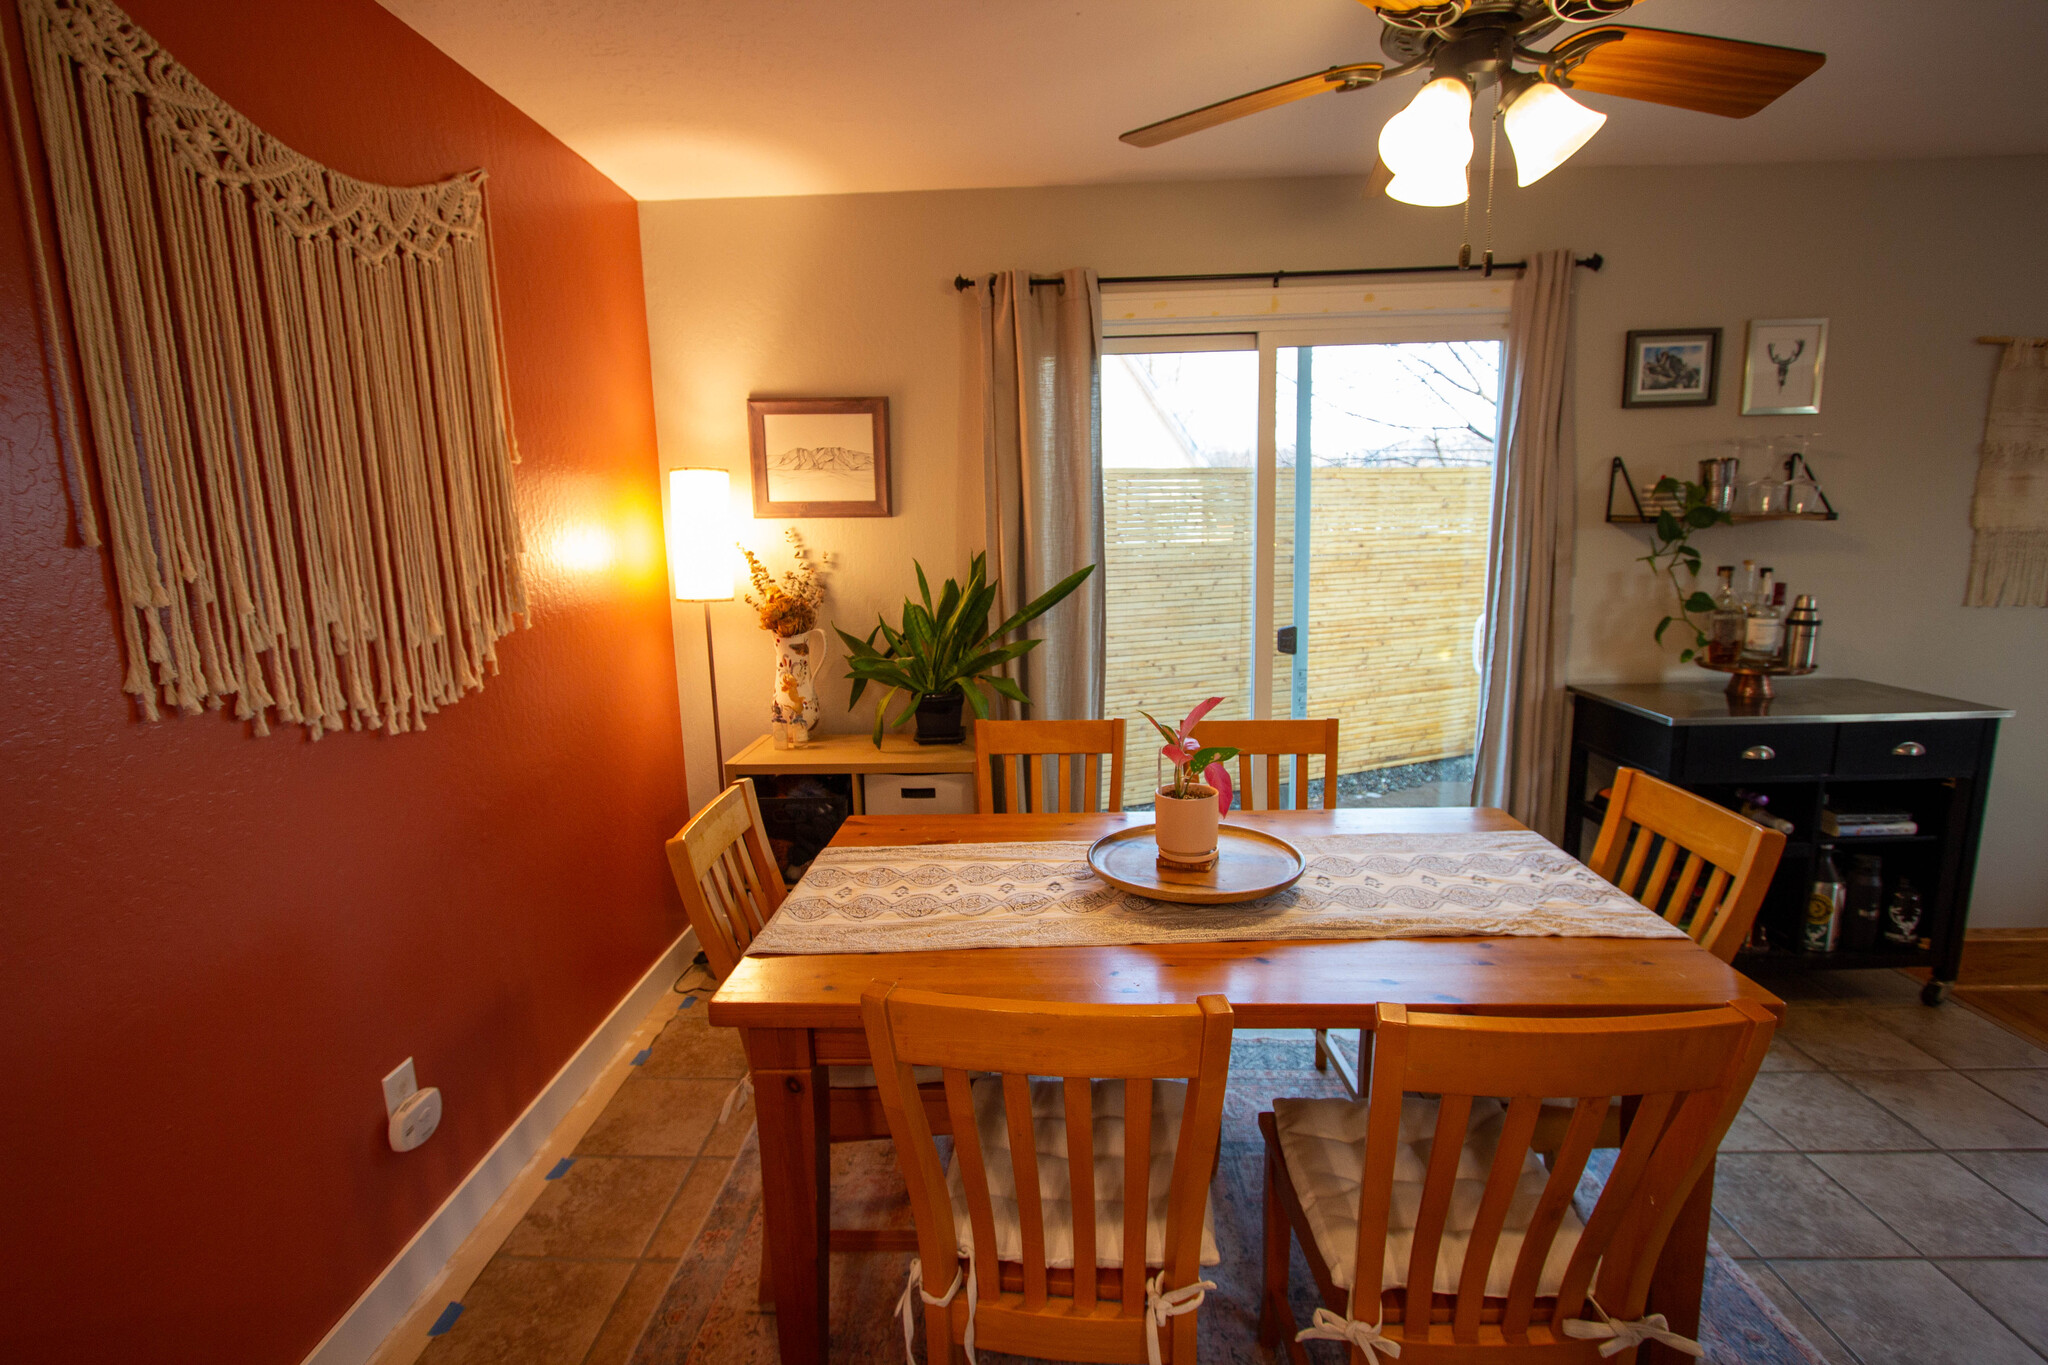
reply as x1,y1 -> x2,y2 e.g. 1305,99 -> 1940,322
1740,744 -> 1776,761
1892,741 -> 1927,757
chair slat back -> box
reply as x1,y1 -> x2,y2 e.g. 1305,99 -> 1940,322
663,778 -> 787,980
1587,768 -> 1786,961
862,985 -> 1233,1360
974,719 -> 1126,813
1191,717 -> 1340,811
1351,1002 -> 1775,1347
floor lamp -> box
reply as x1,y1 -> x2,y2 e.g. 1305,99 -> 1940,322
668,468 -> 735,783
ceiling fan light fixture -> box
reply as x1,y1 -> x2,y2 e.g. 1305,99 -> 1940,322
1376,75 -> 1474,179
1502,78 -> 1607,187
1384,168 -> 1469,207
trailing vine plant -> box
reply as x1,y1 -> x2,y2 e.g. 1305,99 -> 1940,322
1641,476 -> 1735,662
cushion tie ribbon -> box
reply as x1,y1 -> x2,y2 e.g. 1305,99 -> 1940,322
1561,1299 -> 1703,1358
1295,1307 -> 1403,1359
895,1254 -> 976,1364
1145,1272 -> 1217,1365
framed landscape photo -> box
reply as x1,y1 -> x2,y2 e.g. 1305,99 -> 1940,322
1622,328 -> 1721,407
747,397 -> 891,517
1742,318 -> 1828,415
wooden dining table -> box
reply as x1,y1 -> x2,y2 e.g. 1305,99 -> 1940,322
707,806 -> 1783,1365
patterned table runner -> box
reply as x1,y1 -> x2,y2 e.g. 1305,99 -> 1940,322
745,831 -> 1689,956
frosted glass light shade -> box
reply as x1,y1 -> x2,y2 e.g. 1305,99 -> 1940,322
1377,76 -> 1474,182
1386,168 -> 1470,207
667,468 -> 734,600
1503,80 -> 1606,186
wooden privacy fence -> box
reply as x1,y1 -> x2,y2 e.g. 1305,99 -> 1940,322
1103,466 -> 1492,808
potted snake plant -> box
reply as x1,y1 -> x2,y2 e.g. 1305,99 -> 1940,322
839,553 -> 1095,745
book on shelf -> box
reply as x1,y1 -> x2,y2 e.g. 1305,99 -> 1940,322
1821,810 -> 1919,837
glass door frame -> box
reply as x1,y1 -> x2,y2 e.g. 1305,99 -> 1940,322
1103,280 -> 1512,754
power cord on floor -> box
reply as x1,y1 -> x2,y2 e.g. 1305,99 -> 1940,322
672,952 -> 716,999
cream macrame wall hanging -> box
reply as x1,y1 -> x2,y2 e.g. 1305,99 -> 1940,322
6,0 -> 527,736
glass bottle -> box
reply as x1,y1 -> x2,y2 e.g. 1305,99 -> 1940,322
1707,565 -> 1744,664
1743,569 -> 1785,663
1883,878 -> 1925,946
1805,850 -> 1845,953
1842,854 -> 1885,953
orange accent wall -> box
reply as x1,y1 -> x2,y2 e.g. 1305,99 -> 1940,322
0,3 -> 687,1361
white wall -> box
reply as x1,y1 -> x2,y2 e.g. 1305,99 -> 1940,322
640,154 -> 2047,927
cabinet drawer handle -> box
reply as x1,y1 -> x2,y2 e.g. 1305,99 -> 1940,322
1740,744 -> 1776,761
1892,741 -> 1927,757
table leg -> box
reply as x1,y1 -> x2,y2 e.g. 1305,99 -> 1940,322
1643,1155 -> 1714,1365
745,1028 -> 830,1365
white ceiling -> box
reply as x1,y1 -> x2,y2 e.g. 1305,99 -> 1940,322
379,0 -> 2048,201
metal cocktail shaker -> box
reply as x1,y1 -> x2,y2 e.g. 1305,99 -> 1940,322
1699,457 -> 1740,512
1784,594 -> 1821,668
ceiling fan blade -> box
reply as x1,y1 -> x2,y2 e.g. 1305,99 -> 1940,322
1548,26 -> 1824,119
1121,64 -> 1383,147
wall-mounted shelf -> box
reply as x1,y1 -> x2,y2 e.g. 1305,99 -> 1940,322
1605,455 -> 1838,524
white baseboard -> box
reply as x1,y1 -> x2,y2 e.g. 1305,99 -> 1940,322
301,927 -> 700,1365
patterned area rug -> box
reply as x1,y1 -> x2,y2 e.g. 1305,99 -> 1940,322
629,1038 -> 1827,1364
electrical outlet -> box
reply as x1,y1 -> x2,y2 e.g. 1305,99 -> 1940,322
382,1058 -> 419,1117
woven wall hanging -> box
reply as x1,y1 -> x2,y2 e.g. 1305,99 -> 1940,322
6,0 -> 527,736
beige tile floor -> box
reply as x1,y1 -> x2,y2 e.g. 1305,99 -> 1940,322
1719,968 -> 2048,1365
393,969 -> 2048,1365
408,990 -> 754,1365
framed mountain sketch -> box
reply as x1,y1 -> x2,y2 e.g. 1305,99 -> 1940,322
747,397 -> 891,517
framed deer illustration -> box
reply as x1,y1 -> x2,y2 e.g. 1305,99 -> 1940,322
1743,318 -> 1829,415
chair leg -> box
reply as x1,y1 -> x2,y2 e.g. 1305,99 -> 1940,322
1312,1028 -> 1329,1072
757,1236 -> 774,1309
1261,1141 -> 1292,1349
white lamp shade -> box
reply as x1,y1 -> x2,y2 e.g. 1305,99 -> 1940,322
667,468 -> 734,601
1385,168 -> 1470,207
1503,80 -> 1606,186
1376,76 -> 1474,181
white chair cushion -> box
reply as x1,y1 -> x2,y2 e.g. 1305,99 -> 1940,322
1274,1096 -> 1584,1296
944,1075 -> 1220,1269
828,1065 -> 942,1088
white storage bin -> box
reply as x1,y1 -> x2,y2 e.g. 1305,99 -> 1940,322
864,772 -> 976,815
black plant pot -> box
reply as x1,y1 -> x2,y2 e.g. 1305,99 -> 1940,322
914,691 -> 967,745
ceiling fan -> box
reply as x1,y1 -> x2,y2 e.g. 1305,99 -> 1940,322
1121,0 -> 1826,206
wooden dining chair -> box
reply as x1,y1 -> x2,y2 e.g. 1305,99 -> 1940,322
974,717 -> 1126,813
1260,1000 -> 1776,1363
863,983 -> 1235,1365
1588,767 -> 1787,963
1190,717 -> 1341,811
663,780 -> 948,1296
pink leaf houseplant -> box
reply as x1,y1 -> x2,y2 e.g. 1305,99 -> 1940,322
1140,698 -> 1242,862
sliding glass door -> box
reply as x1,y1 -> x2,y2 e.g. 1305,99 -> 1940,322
1100,341 -> 1259,810
1273,341 -> 1501,808
1100,284 -> 1506,811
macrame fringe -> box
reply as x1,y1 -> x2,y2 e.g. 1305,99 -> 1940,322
1965,341 -> 2048,607
14,0 -> 527,734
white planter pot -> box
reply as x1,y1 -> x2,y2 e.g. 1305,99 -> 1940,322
1154,784 -> 1221,860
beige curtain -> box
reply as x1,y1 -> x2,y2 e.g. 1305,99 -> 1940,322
975,269 -> 1106,720
1965,341 -> 2048,607
1473,250 -> 1578,839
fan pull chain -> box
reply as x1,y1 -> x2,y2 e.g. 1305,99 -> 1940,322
1482,102 -> 1500,276
1458,162 -> 1472,270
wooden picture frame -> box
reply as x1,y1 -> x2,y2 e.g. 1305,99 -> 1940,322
746,397 -> 891,517
1622,328 -> 1721,407
1742,318 -> 1828,416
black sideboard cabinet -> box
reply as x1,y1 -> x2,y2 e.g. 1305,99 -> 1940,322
1564,679 -> 2011,1005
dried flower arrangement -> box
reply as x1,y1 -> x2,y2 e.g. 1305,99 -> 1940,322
740,528 -> 829,638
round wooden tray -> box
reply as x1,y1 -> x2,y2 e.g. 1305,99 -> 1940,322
1087,824 -> 1307,905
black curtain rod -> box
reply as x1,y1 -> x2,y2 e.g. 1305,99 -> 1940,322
951,254 -> 1602,292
